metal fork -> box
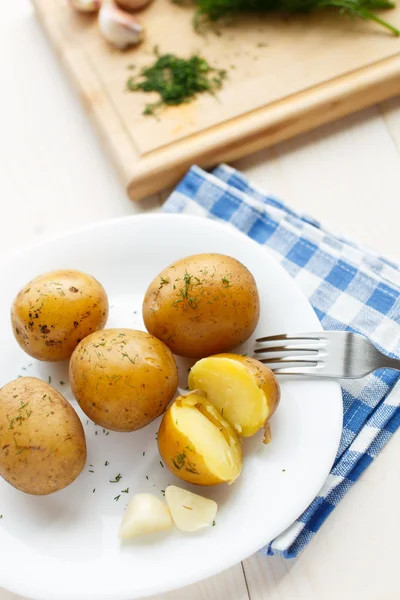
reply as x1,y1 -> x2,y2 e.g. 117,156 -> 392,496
254,331 -> 400,378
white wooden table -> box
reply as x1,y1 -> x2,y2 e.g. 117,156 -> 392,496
1,3 -> 399,600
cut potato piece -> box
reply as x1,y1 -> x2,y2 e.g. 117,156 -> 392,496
119,494 -> 172,540
188,354 -> 280,443
158,392 -> 242,486
165,485 -> 217,532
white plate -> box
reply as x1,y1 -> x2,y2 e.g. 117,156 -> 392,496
0,214 -> 342,600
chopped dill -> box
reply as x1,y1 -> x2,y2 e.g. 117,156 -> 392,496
126,50 -> 227,116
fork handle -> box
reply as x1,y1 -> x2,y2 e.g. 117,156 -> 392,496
377,355 -> 400,372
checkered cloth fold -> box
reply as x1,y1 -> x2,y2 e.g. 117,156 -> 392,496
162,164 -> 400,558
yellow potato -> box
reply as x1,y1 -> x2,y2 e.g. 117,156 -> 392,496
142,253 -> 260,358
11,269 -> 108,362
69,329 -> 178,432
158,391 -> 242,486
188,354 -> 280,443
0,377 -> 86,495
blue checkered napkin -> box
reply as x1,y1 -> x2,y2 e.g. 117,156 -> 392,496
162,164 -> 400,558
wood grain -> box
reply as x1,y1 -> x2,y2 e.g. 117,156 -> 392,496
32,0 -> 400,200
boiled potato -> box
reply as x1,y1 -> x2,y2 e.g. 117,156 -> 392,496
157,391 -> 242,485
188,354 -> 280,443
142,254 -> 260,358
0,377 -> 86,495
119,494 -> 172,540
165,485 -> 217,532
11,269 -> 108,362
69,329 -> 178,432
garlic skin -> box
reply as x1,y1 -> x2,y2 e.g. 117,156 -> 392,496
116,0 -> 153,11
69,0 -> 102,12
98,1 -> 144,49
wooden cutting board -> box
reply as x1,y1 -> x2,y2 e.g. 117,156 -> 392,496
33,0 -> 400,200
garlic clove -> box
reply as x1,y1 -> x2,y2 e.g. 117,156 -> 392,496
99,1 -> 144,50
119,493 -> 172,540
165,486 -> 218,532
116,0 -> 153,11
69,0 -> 102,12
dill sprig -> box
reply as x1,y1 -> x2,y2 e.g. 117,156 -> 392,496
175,0 -> 399,35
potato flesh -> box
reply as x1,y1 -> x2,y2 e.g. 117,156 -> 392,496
171,395 -> 241,483
165,485 -> 217,532
189,357 -> 268,437
119,494 -> 172,539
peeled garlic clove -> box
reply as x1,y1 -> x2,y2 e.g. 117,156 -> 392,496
165,485 -> 217,532
119,493 -> 172,539
116,0 -> 153,11
99,1 -> 144,50
69,0 -> 102,12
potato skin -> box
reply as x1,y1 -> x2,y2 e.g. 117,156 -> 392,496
11,269 -> 109,362
69,329 -> 178,432
0,377 -> 86,495
158,405 -> 223,486
213,354 -> 281,420
142,254 -> 260,358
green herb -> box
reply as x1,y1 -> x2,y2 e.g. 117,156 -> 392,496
0,515 -> 2,519
48,376 -> 51,384
182,0 -> 399,36
221,408 -> 224,415
121,488 -> 130,493
114,495 -> 121,501
60,381 -> 65,385
93,489 -> 96,493
172,452 -> 186,470
105,461 -> 109,466
126,51 -> 227,116
212,520 -> 216,526
221,277 -> 230,287
146,475 -> 149,480
89,470 -> 94,473
110,474 -> 122,483
120,351 -> 137,364
282,468 -> 286,472
160,461 -> 164,468
143,451 -> 145,456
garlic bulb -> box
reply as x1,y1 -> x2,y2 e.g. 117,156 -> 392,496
116,0 -> 153,11
69,0 -> 102,12
98,1 -> 144,49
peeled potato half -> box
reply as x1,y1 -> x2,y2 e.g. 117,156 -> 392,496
188,354 -> 280,443
158,392 -> 242,486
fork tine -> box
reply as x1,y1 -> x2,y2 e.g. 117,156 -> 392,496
258,357 -> 319,369
254,344 -> 319,355
272,367 -> 323,376
256,333 -> 322,343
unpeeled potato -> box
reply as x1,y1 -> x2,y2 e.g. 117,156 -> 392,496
158,391 -> 242,486
0,377 -> 86,495
70,329 -> 178,432
142,253 -> 260,358
11,269 -> 108,361
188,354 -> 280,443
